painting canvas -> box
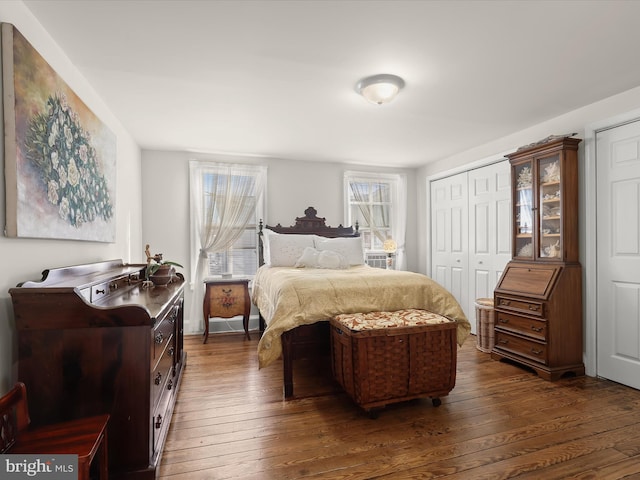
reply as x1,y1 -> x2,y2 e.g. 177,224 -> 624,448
2,23 -> 116,242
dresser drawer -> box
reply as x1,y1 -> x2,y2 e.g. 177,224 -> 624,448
151,336 -> 175,411
495,295 -> 544,317
494,331 -> 548,365
152,312 -> 176,364
152,369 -> 175,459
495,312 -> 547,341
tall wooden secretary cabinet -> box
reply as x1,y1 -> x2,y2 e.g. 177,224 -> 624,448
9,259 -> 186,479
492,136 -> 584,380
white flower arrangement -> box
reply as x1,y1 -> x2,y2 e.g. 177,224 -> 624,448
24,92 -> 113,228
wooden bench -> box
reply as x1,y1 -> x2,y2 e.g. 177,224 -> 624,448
0,382 -> 109,480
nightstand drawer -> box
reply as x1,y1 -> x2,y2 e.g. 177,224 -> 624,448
495,331 -> 547,365
495,312 -> 547,341
206,283 -> 248,318
495,295 -> 544,317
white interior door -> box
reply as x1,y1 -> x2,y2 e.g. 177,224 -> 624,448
468,161 -> 512,307
596,121 -> 640,390
431,172 -> 469,320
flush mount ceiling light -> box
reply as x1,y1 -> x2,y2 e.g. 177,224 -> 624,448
355,73 -> 405,105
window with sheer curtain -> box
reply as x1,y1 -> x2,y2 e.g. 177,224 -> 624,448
189,161 -> 266,330
344,171 -> 407,270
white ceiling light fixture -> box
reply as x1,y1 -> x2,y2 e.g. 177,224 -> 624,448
355,74 -> 405,105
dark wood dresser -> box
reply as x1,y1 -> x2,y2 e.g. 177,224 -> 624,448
9,259 -> 186,479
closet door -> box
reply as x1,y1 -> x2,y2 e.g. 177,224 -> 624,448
596,121 -> 640,389
430,172 -> 469,318
468,161 -> 511,306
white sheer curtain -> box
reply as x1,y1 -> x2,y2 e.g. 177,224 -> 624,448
349,181 -> 386,245
345,171 -> 407,270
189,161 -> 266,332
392,174 -> 407,270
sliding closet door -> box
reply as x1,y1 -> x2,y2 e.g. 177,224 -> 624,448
430,171 -> 469,319
468,161 -> 511,304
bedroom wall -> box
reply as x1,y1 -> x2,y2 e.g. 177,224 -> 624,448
140,149 -> 417,334
415,84 -> 640,276
0,1 -> 143,394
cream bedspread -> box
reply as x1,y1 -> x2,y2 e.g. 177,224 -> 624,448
252,265 -> 470,368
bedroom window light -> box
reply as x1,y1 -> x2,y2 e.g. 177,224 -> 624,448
189,161 -> 267,331
344,171 -> 407,270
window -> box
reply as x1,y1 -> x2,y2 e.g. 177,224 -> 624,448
190,161 -> 266,279
344,171 -> 406,269
206,225 -> 258,276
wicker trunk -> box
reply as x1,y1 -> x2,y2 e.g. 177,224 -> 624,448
330,309 -> 458,413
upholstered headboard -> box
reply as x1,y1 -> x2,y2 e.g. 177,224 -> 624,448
258,206 -> 359,266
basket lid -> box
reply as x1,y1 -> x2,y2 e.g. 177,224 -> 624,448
475,298 -> 494,307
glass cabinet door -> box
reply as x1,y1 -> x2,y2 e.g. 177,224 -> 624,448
538,154 -> 562,259
514,161 -> 534,259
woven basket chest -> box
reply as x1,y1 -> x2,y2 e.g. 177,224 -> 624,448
330,309 -> 457,412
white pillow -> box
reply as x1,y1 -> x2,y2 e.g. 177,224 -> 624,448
295,247 -> 348,269
317,250 -> 349,269
314,237 -> 365,265
261,228 -> 275,265
295,246 -> 319,268
266,232 -> 315,267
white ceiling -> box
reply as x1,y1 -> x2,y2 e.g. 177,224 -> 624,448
22,0 -> 640,168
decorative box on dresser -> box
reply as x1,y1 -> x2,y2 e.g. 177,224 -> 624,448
9,259 -> 186,479
492,136 -> 585,380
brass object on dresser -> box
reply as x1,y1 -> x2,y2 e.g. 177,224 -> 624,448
492,136 -> 584,380
9,259 -> 186,480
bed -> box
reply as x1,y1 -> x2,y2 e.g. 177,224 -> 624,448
252,207 -> 470,398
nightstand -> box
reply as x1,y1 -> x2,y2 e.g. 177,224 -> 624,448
203,278 -> 251,344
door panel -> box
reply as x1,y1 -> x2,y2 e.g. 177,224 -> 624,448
430,161 -> 510,335
596,121 -> 640,390
430,172 -> 469,322
468,161 -> 512,320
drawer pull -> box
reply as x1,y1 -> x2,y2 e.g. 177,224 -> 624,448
95,288 -> 105,295
499,339 -> 509,345
167,379 -> 173,391
531,326 -> 543,332
154,372 -> 162,385
529,305 -> 540,311
499,318 -> 509,324
155,415 -> 163,429
500,299 -> 511,306
168,346 -> 175,356
155,332 -> 164,344
531,348 -> 543,355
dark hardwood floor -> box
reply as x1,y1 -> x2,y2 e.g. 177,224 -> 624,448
158,332 -> 640,479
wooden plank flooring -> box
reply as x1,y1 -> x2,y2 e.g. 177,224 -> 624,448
158,333 -> 640,479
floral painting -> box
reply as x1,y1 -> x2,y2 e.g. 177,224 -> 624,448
2,23 -> 116,242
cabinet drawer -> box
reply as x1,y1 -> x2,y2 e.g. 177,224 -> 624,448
495,295 -> 544,317
495,312 -> 547,341
153,312 -> 176,364
151,335 -> 174,410
495,331 -> 547,365
152,372 -> 175,458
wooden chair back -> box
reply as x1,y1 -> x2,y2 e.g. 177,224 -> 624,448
0,382 -> 31,453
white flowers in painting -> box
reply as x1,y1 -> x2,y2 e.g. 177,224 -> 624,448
24,92 -> 113,227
